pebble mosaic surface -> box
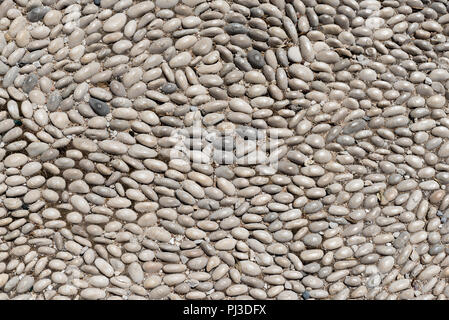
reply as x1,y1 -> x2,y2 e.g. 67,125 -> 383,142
1,0 -> 449,300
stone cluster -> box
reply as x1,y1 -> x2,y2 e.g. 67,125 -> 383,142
0,0 -> 449,300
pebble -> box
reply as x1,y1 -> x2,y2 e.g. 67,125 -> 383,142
103,13 -> 127,33
27,6 -> 50,23
80,288 -> 106,300
89,98 -> 110,116
247,50 -> 265,69
156,0 -> 179,9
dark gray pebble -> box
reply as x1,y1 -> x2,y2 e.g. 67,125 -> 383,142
247,50 -> 265,69
236,126 -> 263,140
27,6 -> 50,22
342,119 -> 367,134
22,74 -> 39,93
89,98 -> 111,116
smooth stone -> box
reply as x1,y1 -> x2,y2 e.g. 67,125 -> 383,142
247,50 -> 265,69
47,92 -> 62,112
99,140 -> 128,155
80,288 -> 106,300
287,46 -> 302,63
224,23 -> 248,35
89,98 -> 111,116
22,74 -> 39,93
4,153 -> 28,167
3,67 -> 19,88
169,52 -> 192,68
103,13 -> 127,32
74,62 -> 101,83
161,83 -> 177,94
27,6 -> 50,22
155,0 -> 179,9
240,261 -> 262,276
